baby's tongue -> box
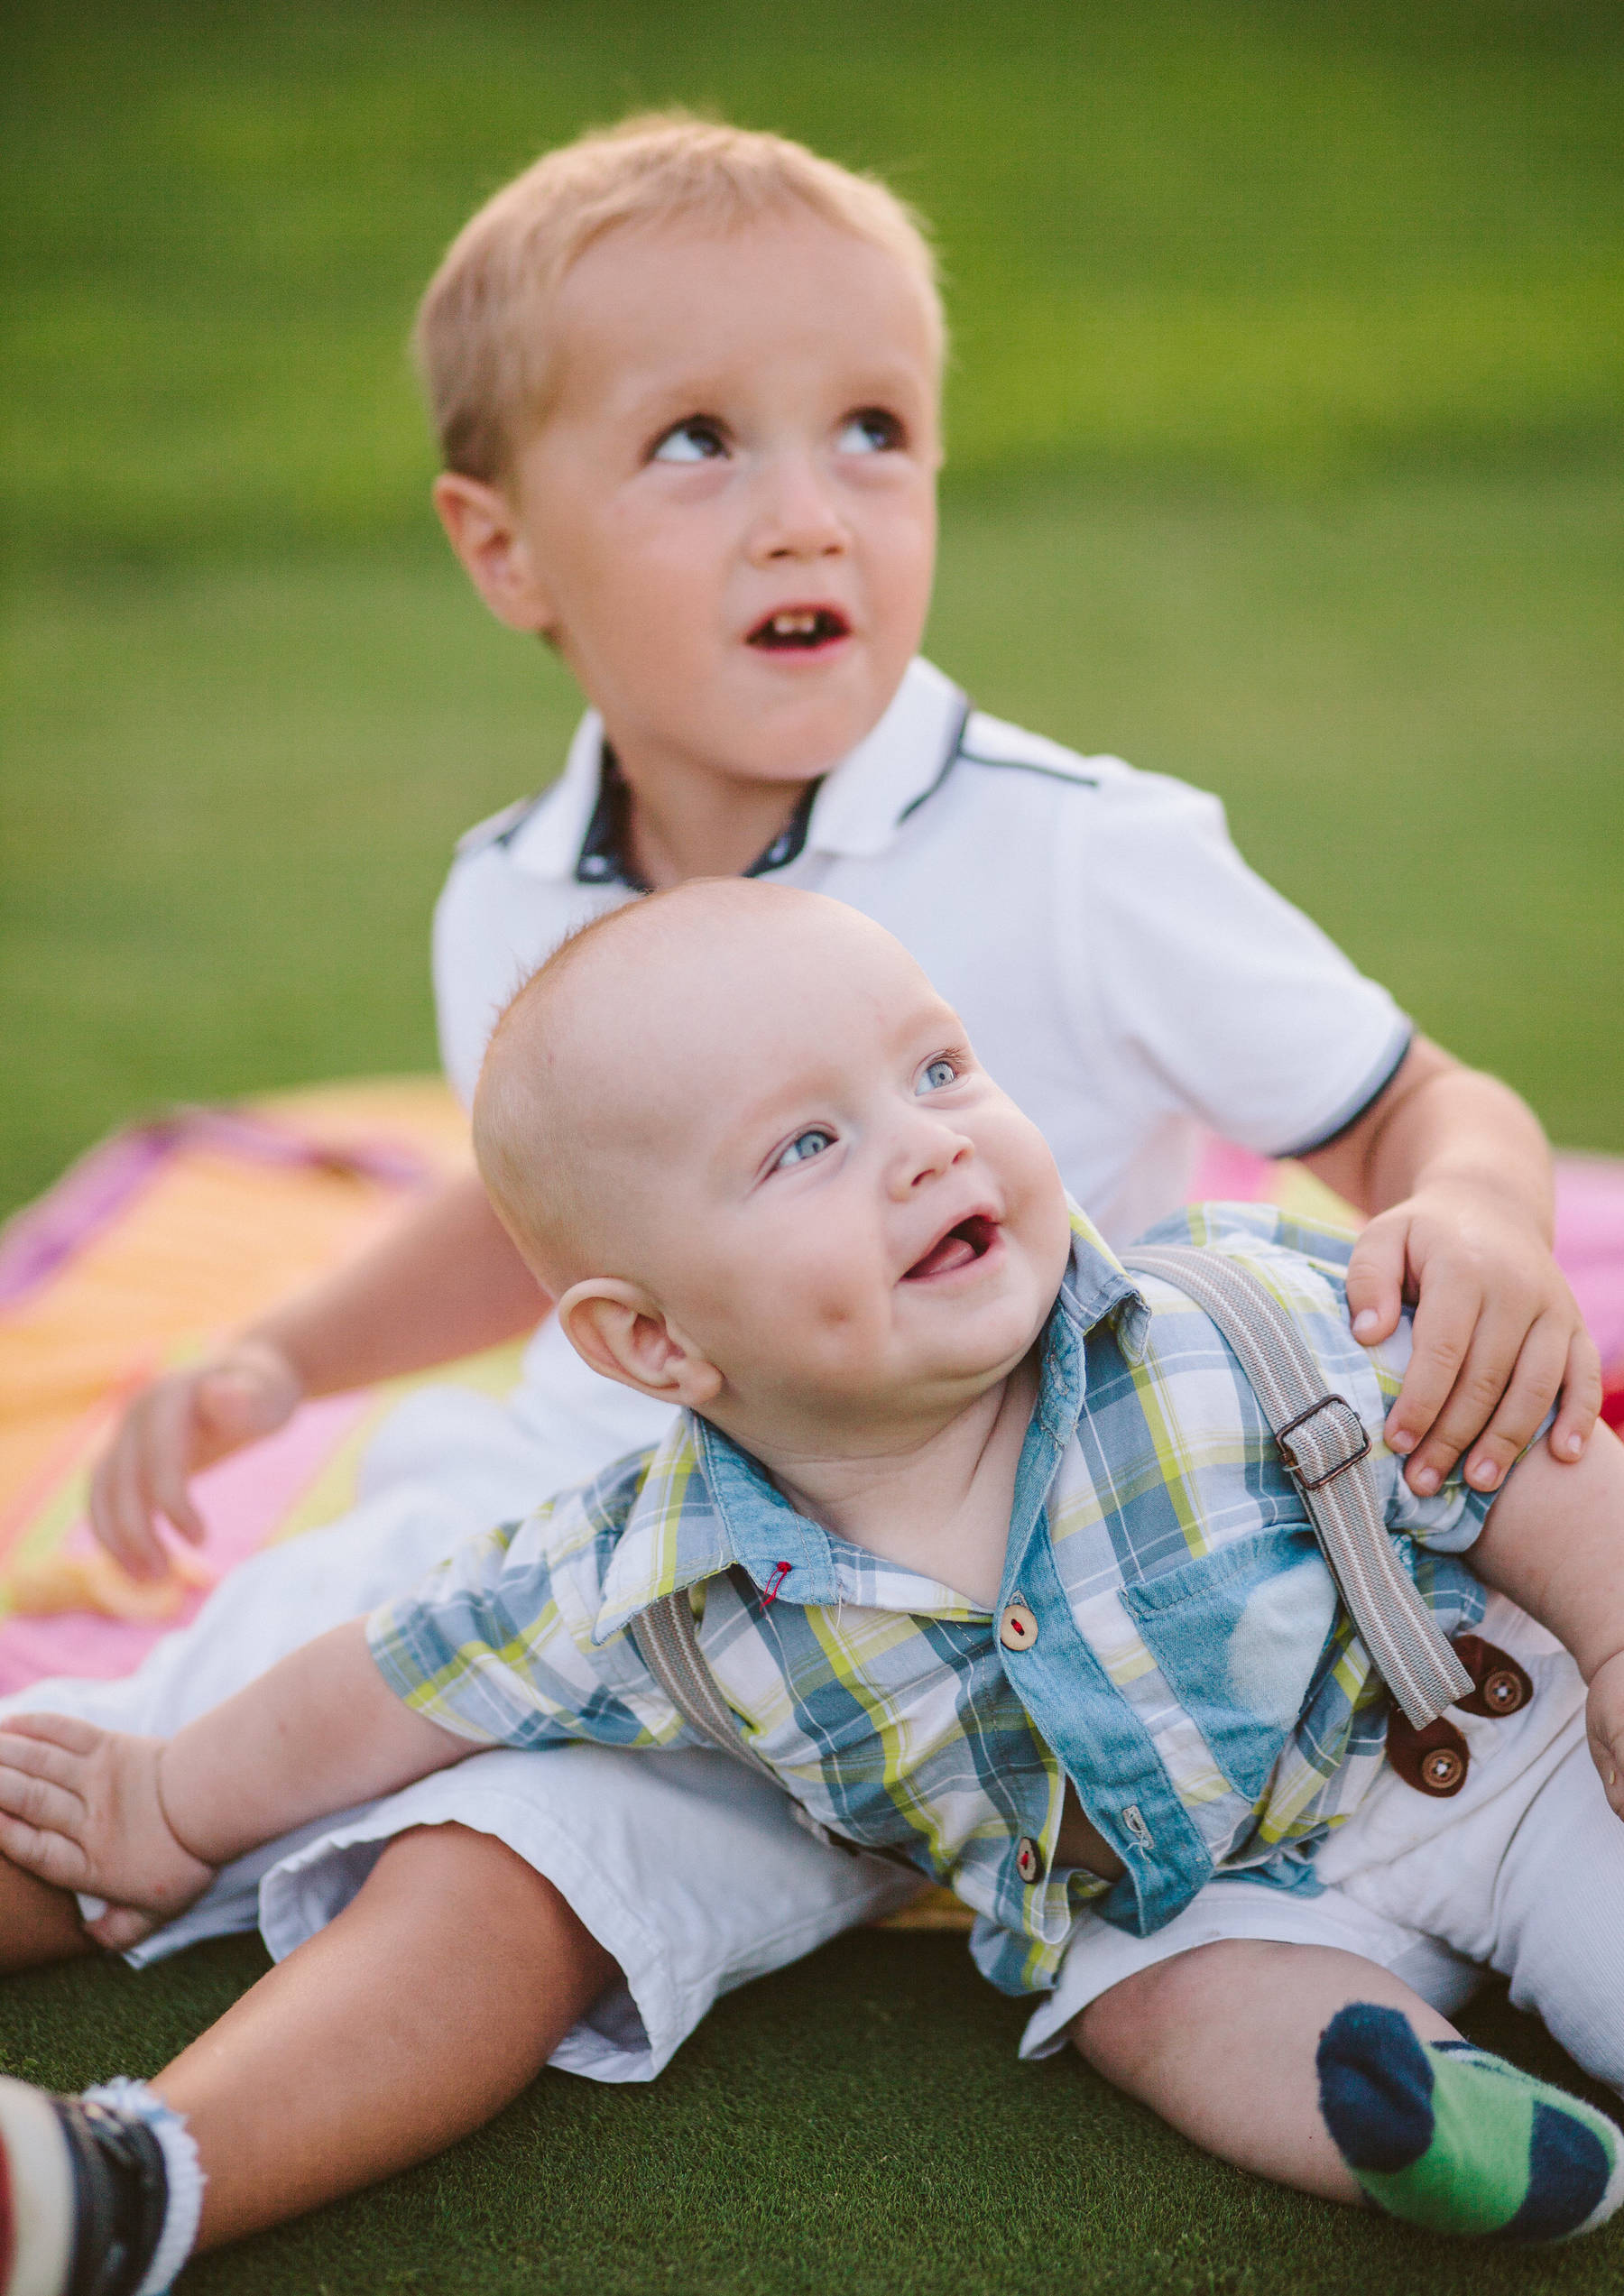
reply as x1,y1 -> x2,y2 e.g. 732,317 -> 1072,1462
909,1228 -> 976,1279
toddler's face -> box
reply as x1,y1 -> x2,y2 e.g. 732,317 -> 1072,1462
500,207 -> 940,791
592,898 -> 1073,1436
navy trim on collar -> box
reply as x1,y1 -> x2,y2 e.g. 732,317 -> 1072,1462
574,747 -> 823,892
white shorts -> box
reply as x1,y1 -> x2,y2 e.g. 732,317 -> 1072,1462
0,1385 -> 918,2082
1021,1594 -> 1624,2099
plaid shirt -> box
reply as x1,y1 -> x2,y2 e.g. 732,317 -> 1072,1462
368,1203 -> 1493,1998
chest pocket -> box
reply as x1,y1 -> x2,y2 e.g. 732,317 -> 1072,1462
1118,1526 -> 1337,1803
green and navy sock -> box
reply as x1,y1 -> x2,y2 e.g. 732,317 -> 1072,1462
1317,2004 -> 1623,2242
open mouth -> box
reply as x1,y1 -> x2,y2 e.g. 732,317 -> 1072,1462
904,1213 -> 1000,1282
747,606 -> 852,651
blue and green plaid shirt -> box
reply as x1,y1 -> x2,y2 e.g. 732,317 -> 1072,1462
368,1203 -> 1494,1999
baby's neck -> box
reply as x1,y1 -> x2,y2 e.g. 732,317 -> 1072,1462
756,1351 -> 1040,1611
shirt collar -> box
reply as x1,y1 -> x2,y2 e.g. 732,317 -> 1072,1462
503,658 -> 971,885
592,1203 -> 1149,1643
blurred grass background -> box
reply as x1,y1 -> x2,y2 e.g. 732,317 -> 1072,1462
4,0 -> 1622,1215
3,6 -> 1623,2290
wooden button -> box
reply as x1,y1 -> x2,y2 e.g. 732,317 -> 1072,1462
1386,1710 -> 1470,1798
1015,1837 -> 1041,1884
999,1601 -> 1038,1652
1453,1634 -> 1533,1720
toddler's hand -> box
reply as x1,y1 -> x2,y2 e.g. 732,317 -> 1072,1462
89,1337 -> 304,1582
0,1712 -> 217,1920
1587,1651 -> 1624,1823
1344,1181 -> 1600,1501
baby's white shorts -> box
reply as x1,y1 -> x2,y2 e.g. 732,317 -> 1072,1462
1020,1593 -> 1624,2098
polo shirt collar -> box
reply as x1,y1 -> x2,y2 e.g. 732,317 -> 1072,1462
503,657 -> 971,885
592,1205 -> 1149,1644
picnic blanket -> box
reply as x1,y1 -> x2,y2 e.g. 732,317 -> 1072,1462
5,1082 -> 1623,1698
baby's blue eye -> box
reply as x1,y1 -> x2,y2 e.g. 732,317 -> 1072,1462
836,409 -> 902,456
651,419 -> 726,464
775,1127 -> 835,1170
917,1057 -> 957,1094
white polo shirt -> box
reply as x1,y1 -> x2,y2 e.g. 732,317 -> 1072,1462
434,657 -> 1409,1462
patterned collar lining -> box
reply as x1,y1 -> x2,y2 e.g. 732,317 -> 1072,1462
574,746 -> 823,891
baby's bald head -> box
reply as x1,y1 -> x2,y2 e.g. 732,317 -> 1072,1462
472,879 -> 917,1296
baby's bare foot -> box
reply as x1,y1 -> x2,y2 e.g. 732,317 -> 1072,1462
0,1712 -> 216,1918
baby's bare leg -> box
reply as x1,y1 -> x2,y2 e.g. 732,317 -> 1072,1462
1073,1940 -> 1458,2200
1074,1939 -> 1622,2238
0,1852 -> 93,1973
151,1821 -> 617,2250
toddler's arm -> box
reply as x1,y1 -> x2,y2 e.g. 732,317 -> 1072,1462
89,1171 -> 549,1581
1468,1421 -> 1624,1816
0,1621 -> 471,1921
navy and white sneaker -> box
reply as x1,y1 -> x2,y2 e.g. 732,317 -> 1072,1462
0,2077 -> 169,2296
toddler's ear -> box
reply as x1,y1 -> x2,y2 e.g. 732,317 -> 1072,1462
557,1280 -> 723,1407
431,473 -> 559,636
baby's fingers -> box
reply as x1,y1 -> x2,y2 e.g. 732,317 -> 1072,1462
0,1759 -> 90,1886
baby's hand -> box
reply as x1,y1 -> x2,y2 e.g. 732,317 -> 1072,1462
0,1713 -> 217,1923
1587,1651 -> 1624,1823
89,1337 -> 304,1582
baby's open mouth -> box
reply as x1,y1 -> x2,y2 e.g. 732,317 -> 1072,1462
747,607 -> 851,650
904,1214 -> 999,1281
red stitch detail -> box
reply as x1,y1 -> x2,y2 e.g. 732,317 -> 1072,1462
761,1562 -> 792,1607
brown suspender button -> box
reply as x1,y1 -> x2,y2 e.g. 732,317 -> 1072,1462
1452,1634 -> 1533,1719
1386,1710 -> 1471,1798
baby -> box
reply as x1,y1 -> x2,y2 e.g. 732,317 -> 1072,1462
3,881 -> 1622,2286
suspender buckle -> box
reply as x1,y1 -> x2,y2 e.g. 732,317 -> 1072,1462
1276,1394 -> 1371,1490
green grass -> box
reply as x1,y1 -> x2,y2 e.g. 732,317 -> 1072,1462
5,4 -> 1624,2290
5,0 -> 1623,562
5,1931 -> 1620,2296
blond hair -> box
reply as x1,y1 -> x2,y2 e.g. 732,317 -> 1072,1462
415,112 -> 943,484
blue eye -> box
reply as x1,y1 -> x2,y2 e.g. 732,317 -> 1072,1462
836,408 -> 902,456
651,418 -> 727,465
917,1057 -> 957,1094
775,1127 -> 835,1170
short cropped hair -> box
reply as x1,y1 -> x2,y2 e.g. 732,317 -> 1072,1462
415,111 -> 943,484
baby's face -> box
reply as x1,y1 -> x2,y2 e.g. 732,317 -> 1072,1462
587,897 -> 1073,1437
500,207 -> 939,792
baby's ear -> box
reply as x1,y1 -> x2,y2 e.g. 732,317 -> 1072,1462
557,1280 -> 722,1407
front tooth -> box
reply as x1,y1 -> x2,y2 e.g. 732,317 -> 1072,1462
773,611 -> 816,634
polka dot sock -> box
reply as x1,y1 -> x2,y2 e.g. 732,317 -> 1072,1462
1316,2002 -> 1624,2243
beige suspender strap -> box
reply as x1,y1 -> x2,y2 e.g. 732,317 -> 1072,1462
629,1589 -> 784,1784
1123,1245 -> 1473,1729
629,1588 -> 863,1851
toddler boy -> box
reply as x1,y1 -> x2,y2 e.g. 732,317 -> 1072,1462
3,115 -> 1602,2261
3,883 -> 1621,2292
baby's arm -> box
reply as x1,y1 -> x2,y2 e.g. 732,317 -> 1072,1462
0,1622 -> 471,1920
1467,1419 -> 1624,1815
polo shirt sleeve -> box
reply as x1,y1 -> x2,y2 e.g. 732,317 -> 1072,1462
365,1492 -> 685,1753
1059,770 -> 1413,1158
